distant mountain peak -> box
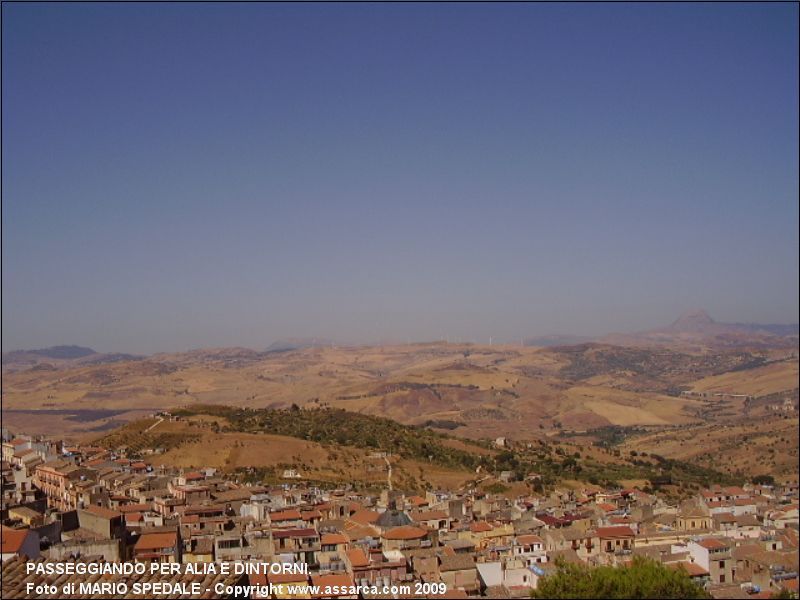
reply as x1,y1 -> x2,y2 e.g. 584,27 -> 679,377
669,309 -> 715,331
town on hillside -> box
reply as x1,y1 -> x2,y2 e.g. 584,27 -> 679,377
1,426 -> 798,599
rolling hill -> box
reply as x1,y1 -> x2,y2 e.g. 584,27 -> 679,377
3,324 -> 796,483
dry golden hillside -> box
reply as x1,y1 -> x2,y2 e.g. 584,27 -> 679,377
687,359 -> 798,396
90,415 -> 480,492
2,343 -> 797,451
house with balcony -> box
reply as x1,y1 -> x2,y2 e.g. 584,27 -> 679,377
596,526 -> 635,558
687,537 -> 734,585
134,530 -> 180,563
33,460 -> 96,512
513,534 -> 547,565
412,509 -> 452,532
272,527 -> 321,566
544,527 -> 598,561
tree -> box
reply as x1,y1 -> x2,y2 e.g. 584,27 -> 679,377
752,474 -> 775,486
484,482 -> 510,494
531,557 -> 711,599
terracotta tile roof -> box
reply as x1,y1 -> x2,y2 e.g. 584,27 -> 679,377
269,509 -> 302,521
346,547 -> 370,568
382,525 -> 428,541
349,509 -> 380,525
736,514 -> 759,527
1,528 -> 31,553
697,538 -> 729,550
537,514 -> 568,527
714,512 -> 737,523
134,531 -> 177,551
181,514 -> 201,524
439,554 -> 476,572
669,561 -> 708,577
272,527 -> 318,539
595,526 -> 635,538
414,510 -> 449,521
321,533 -> 348,546
343,522 -> 380,540
470,521 -> 493,533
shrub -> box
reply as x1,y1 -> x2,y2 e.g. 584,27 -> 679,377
531,556 -> 711,599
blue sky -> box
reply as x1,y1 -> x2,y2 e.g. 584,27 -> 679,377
2,3 -> 798,353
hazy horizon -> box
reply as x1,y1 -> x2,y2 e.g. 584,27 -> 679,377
3,306 -> 800,356
3,3 -> 798,355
